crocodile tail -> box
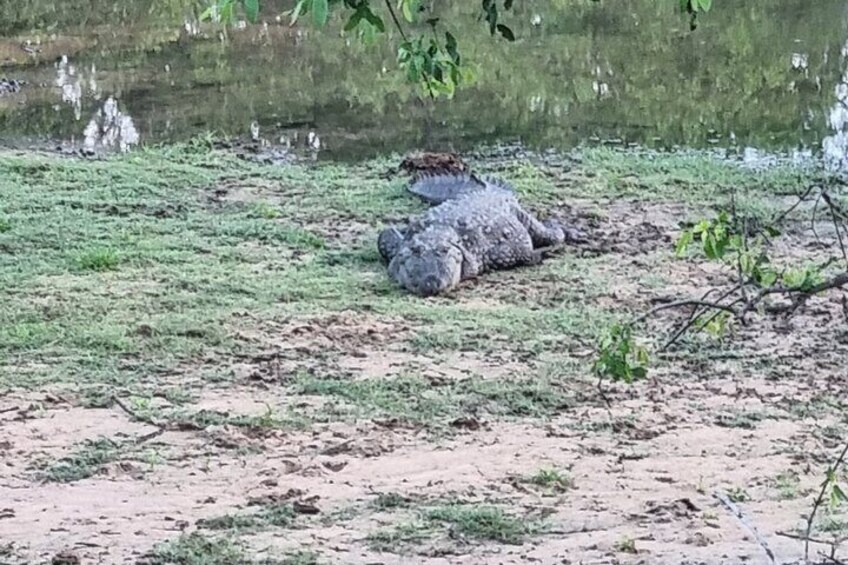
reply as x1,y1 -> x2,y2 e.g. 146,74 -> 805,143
407,172 -> 487,205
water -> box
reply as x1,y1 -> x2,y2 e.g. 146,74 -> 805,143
1,0 -> 848,163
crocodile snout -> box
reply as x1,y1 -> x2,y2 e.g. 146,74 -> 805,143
419,274 -> 446,297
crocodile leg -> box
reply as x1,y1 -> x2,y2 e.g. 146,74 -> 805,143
513,206 -> 566,248
377,227 -> 406,263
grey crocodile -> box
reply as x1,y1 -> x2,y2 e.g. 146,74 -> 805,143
0,78 -> 23,96
378,172 -> 574,296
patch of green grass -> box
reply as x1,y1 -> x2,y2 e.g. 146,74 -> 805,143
714,410 -> 766,430
144,532 -> 248,565
367,522 -> 435,552
367,500 -> 545,553
771,470 -> 802,500
252,202 -> 281,219
426,504 -> 537,544
161,406 -> 305,433
527,467 -> 573,492
279,552 -> 320,565
293,373 -> 574,427
41,437 -> 132,483
198,503 -> 296,531
41,437 -> 125,483
74,247 -> 121,271
818,514 -> 848,535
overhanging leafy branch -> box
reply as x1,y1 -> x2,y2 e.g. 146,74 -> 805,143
199,1 -> 712,98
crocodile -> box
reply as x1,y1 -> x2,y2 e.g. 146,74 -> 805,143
378,172 -> 576,296
0,78 -> 23,96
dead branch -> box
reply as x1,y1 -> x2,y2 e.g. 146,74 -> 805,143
111,395 -> 167,442
633,271 -> 848,351
771,182 -> 819,226
714,491 -> 777,564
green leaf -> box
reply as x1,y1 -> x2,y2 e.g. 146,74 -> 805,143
675,230 -> 693,257
199,5 -> 216,21
290,0 -> 308,24
758,269 -> 778,288
362,8 -> 385,32
312,0 -> 328,25
243,0 -> 259,23
698,0 -> 712,11
220,0 -> 235,24
445,31 -> 459,64
400,0 -> 414,23
344,10 -> 363,31
833,484 -> 848,505
496,23 -> 515,41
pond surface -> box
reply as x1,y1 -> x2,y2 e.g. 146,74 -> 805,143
1,1 -> 848,163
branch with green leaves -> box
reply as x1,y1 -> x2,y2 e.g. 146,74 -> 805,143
201,0 -> 517,98
200,1 -> 711,98
594,182 -> 848,386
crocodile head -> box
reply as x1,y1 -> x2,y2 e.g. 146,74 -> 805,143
387,227 -> 465,297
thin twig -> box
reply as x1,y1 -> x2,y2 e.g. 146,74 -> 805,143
383,0 -> 409,41
111,395 -> 166,432
731,189 -> 750,305
661,297 -> 744,352
805,443 -> 848,562
714,491 -> 777,564
813,191 -> 824,245
775,530 -> 837,546
818,552 -> 848,565
633,299 -> 740,325
771,182 -> 818,226
822,192 -> 848,269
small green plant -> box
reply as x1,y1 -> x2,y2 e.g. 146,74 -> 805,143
615,536 -> 637,554
676,211 -> 733,260
42,437 -> 124,483
75,247 -> 121,272
252,202 -> 280,219
593,323 -> 648,383
0,217 -> 11,233
771,471 -> 801,500
528,468 -> 573,492
727,487 -> 750,502
198,503 -> 296,531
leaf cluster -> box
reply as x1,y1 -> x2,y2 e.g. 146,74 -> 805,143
593,323 -> 648,384
200,0 -> 516,99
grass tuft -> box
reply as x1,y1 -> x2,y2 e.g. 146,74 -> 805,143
74,247 -> 121,271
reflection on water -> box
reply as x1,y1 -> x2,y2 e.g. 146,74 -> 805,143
2,1 -> 848,161
83,96 -> 139,152
823,39 -> 848,175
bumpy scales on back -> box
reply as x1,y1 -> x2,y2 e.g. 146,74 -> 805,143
378,173 -> 567,296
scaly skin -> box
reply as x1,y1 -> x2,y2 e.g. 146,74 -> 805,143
378,173 -> 566,296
